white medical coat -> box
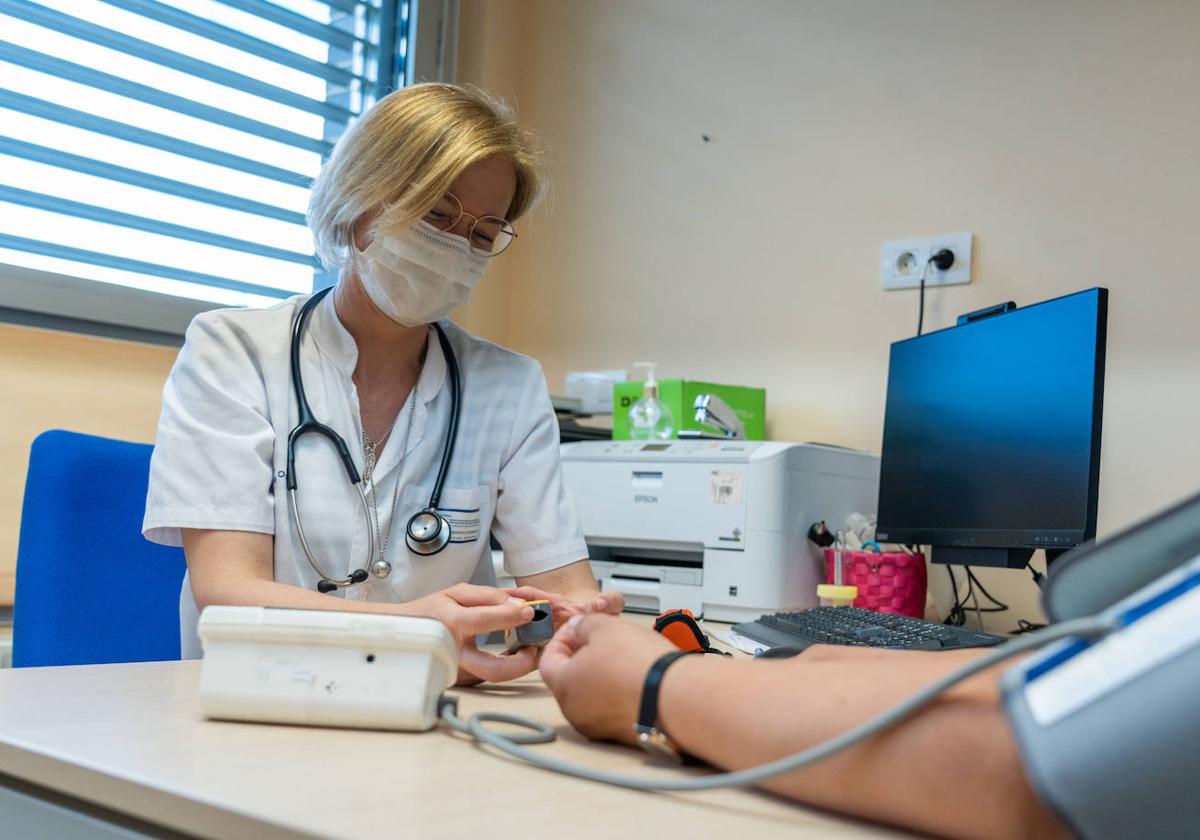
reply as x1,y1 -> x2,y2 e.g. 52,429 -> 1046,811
143,291 -> 587,658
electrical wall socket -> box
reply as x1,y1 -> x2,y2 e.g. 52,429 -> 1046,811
880,232 -> 973,291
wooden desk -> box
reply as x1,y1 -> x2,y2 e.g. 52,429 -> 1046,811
0,658 -> 902,839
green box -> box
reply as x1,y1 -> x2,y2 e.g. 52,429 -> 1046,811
611,380 -> 767,440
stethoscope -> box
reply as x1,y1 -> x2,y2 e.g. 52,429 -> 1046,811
286,286 -> 462,593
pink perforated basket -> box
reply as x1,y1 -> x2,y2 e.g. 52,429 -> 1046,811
824,549 -> 927,618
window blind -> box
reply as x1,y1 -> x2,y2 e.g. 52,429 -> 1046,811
0,0 -> 407,310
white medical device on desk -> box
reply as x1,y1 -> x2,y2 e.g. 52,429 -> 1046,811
198,606 -> 458,731
560,440 -> 880,621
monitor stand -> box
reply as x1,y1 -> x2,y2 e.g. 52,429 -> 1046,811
933,546 -> 1034,569
1044,548 -> 1070,566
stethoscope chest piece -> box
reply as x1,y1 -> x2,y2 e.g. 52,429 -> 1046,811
406,509 -> 451,556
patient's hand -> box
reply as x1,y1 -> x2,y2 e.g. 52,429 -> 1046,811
539,614 -> 675,744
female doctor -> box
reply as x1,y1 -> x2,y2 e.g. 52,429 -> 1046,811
143,83 -> 621,682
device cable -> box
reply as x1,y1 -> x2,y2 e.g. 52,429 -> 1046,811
1012,619 -> 1048,635
944,566 -> 967,626
946,566 -> 1011,628
440,616 -> 1118,792
1026,560 -> 1046,587
964,568 -> 1010,613
916,249 -> 955,337
917,258 -> 932,336
439,702 -> 557,745
966,576 -> 984,626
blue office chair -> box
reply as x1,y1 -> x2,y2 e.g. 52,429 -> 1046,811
12,430 -> 186,667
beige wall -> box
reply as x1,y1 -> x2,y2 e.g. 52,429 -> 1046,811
0,324 -> 177,602
458,0 -> 1200,627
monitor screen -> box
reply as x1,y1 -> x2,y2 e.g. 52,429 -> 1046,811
875,288 -> 1107,554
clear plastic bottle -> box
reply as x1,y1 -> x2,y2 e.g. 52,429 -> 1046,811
627,361 -> 675,440
817,530 -> 858,607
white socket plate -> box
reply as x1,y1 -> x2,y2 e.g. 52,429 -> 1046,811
880,232 -> 973,291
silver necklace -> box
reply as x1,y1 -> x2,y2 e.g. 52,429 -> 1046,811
362,388 -> 418,571
361,404 -> 405,483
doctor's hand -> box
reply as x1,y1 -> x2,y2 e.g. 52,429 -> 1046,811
403,583 -> 540,684
539,614 -> 676,745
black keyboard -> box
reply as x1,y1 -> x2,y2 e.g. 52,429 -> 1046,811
733,607 -> 1006,652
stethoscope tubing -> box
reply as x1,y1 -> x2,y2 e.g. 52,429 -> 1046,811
427,322 -> 460,511
290,485 -> 373,588
286,286 -> 461,590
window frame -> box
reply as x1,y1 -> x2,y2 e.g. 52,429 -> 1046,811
0,0 -> 458,346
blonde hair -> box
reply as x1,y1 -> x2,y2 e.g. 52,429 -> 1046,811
308,83 -> 544,272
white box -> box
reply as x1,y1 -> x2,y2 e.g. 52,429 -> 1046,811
565,370 -> 627,414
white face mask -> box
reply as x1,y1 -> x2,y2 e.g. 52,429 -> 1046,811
355,221 -> 489,327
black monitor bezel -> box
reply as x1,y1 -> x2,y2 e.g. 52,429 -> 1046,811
875,287 -> 1108,552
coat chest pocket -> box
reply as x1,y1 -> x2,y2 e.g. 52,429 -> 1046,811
437,486 -> 486,545
388,484 -> 495,597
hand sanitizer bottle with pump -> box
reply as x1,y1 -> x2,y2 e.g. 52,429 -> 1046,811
627,361 -> 675,440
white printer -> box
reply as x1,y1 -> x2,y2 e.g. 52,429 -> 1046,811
560,441 -> 880,622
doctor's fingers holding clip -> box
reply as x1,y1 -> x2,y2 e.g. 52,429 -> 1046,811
503,585 -> 625,627
540,615 -> 677,744
405,584 -> 538,682
408,583 -> 534,639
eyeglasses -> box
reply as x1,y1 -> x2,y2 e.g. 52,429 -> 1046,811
422,192 -> 516,257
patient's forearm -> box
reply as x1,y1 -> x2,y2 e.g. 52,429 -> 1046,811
657,650 -> 1063,840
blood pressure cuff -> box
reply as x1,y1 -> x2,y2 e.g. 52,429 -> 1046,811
1002,559 -> 1200,839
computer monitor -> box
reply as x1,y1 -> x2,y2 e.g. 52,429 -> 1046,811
875,288 -> 1108,568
